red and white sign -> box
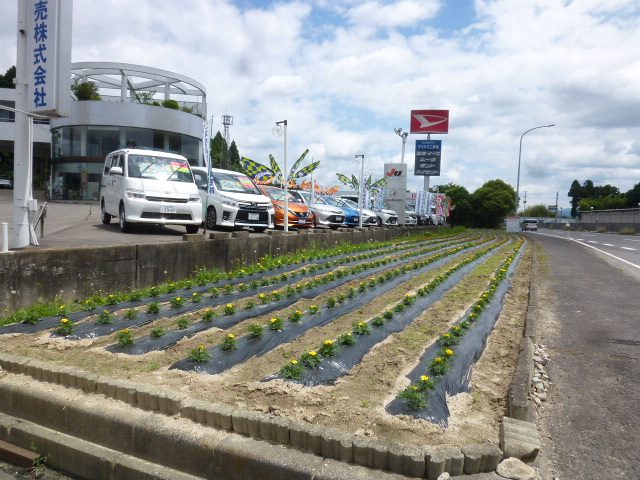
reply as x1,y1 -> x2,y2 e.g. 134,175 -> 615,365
410,110 -> 449,134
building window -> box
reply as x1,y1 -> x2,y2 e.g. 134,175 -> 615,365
87,126 -> 119,157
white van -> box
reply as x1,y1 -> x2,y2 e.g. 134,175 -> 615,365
522,218 -> 539,231
191,167 -> 275,232
100,149 -> 202,233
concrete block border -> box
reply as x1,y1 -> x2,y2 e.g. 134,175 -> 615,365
503,240 -> 542,460
0,352 -> 503,478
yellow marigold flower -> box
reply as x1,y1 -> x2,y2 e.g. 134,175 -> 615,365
358,322 -> 365,327
61,318 -> 69,323
123,329 -> 130,334
434,357 -> 442,363
176,297 -> 181,301
273,290 -> 279,294
412,386 -> 419,390
271,318 -> 277,323
59,305 -> 65,309
259,294 -> 265,298
453,326 -> 460,331
296,310 -> 302,315
227,304 -> 233,308
309,351 -> 317,356
325,340 -> 333,345
421,375 -> 430,382
444,333 -> 451,338
227,333 -> 235,338
198,345 -> 205,351
445,349 -> 454,356
193,293 -> 198,296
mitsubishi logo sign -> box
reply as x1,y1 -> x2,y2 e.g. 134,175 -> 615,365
410,110 -> 450,134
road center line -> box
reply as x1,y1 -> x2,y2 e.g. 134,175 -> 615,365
621,247 -> 637,251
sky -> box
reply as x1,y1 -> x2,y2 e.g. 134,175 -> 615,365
1,0 -> 639,212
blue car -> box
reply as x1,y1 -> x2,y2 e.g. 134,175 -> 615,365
323,196 -> 360,227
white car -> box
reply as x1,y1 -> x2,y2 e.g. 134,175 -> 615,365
0,176 -> 13,189
191,167 -> 274,233
373,208 -> 398,226
100,149 -> 202,233
404,209 -> 418,225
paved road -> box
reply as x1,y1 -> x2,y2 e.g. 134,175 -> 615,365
531,230 -> 640,479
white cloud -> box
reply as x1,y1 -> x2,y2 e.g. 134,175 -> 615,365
0,0 -> 639,210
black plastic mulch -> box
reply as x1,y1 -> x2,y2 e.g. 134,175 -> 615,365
0,234 -> 469,337
167,238 -> 507,374
384,243 -> 525,427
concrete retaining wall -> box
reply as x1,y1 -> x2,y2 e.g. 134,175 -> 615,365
0,226 -> 427,312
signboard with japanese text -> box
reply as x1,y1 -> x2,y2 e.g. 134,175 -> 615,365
414,140 -> 441,176
26,0 -> 72,117
383,163 -> 407,224
410,109 -> 449,134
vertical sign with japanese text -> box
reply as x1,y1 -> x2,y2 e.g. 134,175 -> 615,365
414,140 -> 441,176
26,0 -> 72,117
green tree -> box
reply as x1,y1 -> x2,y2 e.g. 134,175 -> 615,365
523,204 -> 553,217
436,184 -> 472,227
71,81 -> 101,100
209,131 -> 226,168
226,140 -> 242,172
624,182 -> 640,208
568,179 -> 583,218
579,195 -> 626,211
470,179 -> 516,228
0,66 -> 16,88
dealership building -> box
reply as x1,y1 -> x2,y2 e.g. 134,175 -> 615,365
0,62 -> 207,200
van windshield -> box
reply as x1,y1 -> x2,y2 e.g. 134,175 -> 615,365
128,155 -> 194,183
213,172 -> 261,195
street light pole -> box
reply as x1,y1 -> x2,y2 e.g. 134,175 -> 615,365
273,120 -> 288,232
355,154 -> 364,228
394,128 -> 409,163
516,124 -> 555,214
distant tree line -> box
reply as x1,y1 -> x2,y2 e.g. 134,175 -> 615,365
433,179 -> 516,229
568,180 -> 640,217
0,66 -> 16,88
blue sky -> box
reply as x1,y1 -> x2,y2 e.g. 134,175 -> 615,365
1,0 -> 640,212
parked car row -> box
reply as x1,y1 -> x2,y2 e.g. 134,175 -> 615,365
98,148 -> 435,234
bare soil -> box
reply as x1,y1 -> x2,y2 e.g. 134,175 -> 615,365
0,238 -> 532,449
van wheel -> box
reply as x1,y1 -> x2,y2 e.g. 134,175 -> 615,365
101,200 -> 111,225
119,204 -> 131,233
206,206 -> 217,229
185,225 -> 199,234
253,227 -> 266,233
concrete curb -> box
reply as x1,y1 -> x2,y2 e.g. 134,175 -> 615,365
502,239 -> 541,459
0,354 -> 502,479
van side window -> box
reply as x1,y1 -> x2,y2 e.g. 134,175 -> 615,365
104,156 -> 113,176
114,154 -> 124,171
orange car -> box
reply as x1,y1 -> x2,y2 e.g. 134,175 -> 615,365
258,185 -> 314,228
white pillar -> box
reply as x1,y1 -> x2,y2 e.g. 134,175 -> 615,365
13,1 -> 31,248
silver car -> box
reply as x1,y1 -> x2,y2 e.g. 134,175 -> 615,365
289,190 -> 346,229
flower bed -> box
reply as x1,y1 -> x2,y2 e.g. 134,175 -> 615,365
0,230 -> 532,450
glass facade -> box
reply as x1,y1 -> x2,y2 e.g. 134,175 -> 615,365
50,125 -> 203,200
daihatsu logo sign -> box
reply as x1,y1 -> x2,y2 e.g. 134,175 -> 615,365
410,110 -> 449,134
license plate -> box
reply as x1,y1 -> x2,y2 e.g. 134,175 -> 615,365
160,205 -> 177,214
248,213 -> 259,220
